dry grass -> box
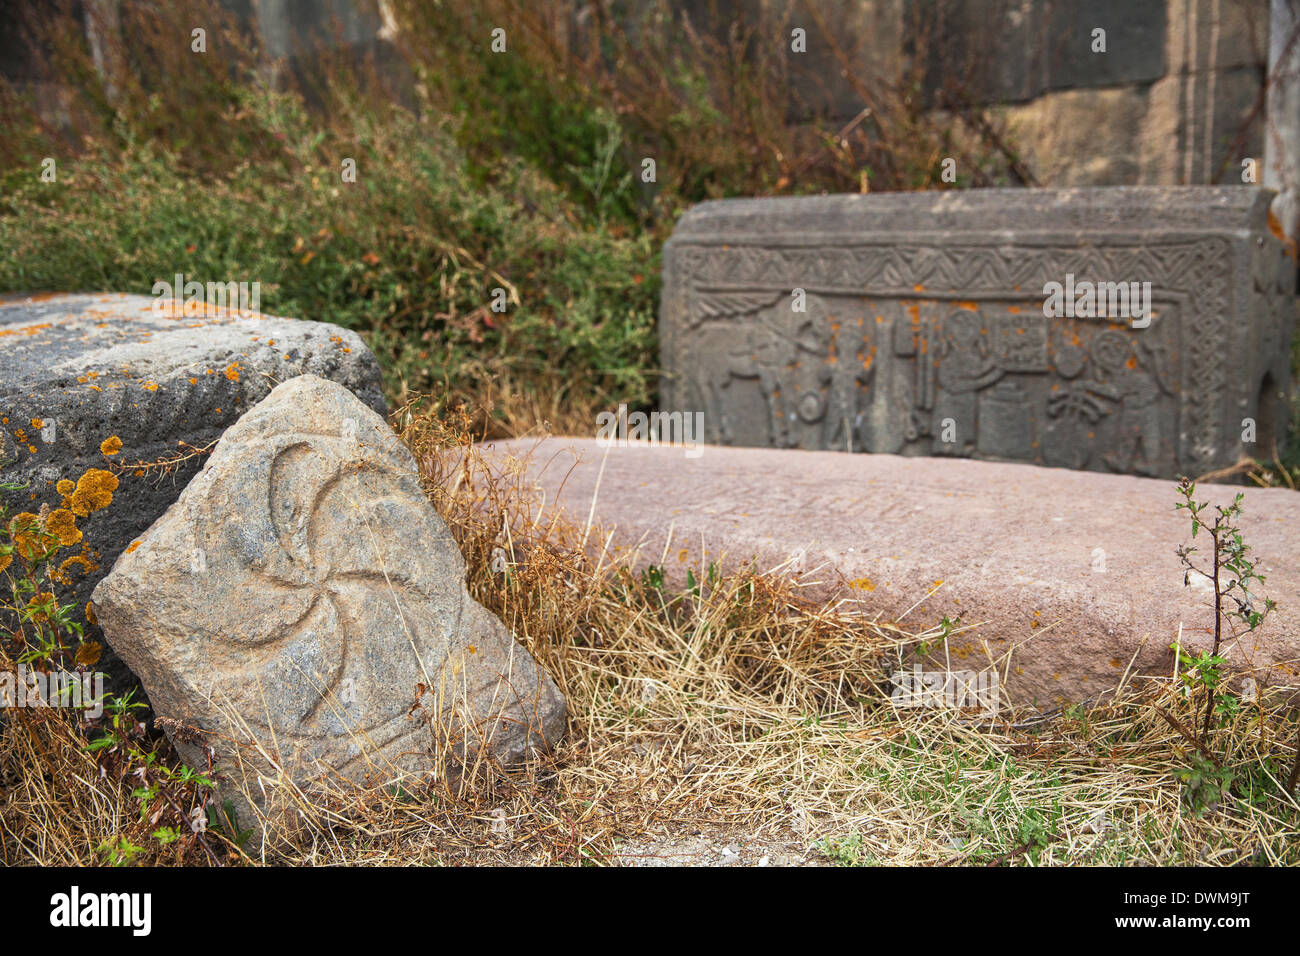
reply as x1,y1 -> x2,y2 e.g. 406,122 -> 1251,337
3,402 -> 1300,866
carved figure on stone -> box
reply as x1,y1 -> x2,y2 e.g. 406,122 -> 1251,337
932,310 -> 1003,456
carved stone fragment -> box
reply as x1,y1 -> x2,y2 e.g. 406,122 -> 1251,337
92,375 -> 566,831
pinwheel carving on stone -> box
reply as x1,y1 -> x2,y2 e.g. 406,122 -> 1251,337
93,375 -> 566,819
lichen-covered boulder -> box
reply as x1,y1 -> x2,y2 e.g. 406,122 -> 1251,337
92,375 -> 566,833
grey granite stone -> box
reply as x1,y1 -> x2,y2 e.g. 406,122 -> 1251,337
92,375 -> 565,838
659,187 -> 1296,478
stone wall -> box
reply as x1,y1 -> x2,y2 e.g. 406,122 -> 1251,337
754,0 -> 1272,189
1,0 -> 1282,193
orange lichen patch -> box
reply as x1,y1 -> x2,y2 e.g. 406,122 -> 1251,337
30,418 -> 44,429
677,548 -> 689,562
88,385 -> 102,392
100,435 -> 123,456
45,508 -> 82,547
74,641 -> 102,667
955,301 -> 979,311
85,602 -> 98,627
64,468 -> 119,517
53,554 -> 95,586
189,378 -> 198,385
125,541 -> 141,554
849,577 -> 875,592
0,322 -> 52,338
224,363 -> 240,381
1125,355 -> 1138,370
142,381 -> 160,392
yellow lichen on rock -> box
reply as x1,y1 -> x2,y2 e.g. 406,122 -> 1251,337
45,508 -> 82,546
63,469 -> 120,517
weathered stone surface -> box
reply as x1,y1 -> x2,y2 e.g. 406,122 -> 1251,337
0,293 -> 387,691
917,0 -> 1167,107
1004,87 -> 1148,185
478,437 -> 1300,709
660,187 -> 1296,478
92,376 -> 566,829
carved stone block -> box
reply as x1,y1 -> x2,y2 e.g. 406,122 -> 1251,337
660,187 -> 1295,477
92,375 -> 566,833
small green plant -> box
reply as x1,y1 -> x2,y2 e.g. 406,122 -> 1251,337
1177,753 -> 1235,816
206,800 -> 255,851
88,691 -> 219,861
96,836 -> 146,867
640,564 -> 665,592
1173,478 -> 1275,742
916,613 -> 959,657
815,832 -> 868,866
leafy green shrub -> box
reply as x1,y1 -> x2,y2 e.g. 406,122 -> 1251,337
0,103 -> 659,431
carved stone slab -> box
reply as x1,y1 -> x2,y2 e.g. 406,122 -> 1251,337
478,437 -> 1300,708
92,375 -> 566,828
660,188 -> 1296,477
